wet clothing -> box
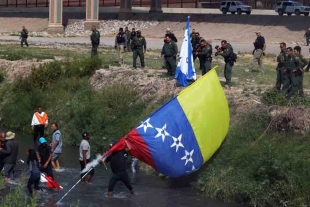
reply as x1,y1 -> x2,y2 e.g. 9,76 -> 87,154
21,29 -> 29,47
161,41 -> 178,76
79,159 -> 95,179
282,54 -> 302,96
2,164 -> 15,178
38,143 -> 54,179
276,49 -> 287,91
131,35 -> 147,68
108,171 -> 133,192
305,31 -> 310,46
91,29 -> 100,57
165,33 -> 178,43
33,125 -> 44,151
27,160 -> 41,194
219,43 -> 234,86
197,43 -> 212,75
106,150 -> 133,192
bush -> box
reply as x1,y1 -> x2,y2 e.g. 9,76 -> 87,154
197,111 -> 310,206
261,89 -> 310,107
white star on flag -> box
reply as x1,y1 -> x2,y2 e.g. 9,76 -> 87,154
186,165 -> 197,173
137,118 -> 153,133
181,149 -> 194,166
155,124 -> 170,142
170,134 -> 184,152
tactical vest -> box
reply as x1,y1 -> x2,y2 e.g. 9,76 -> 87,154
117,33 -> 125,43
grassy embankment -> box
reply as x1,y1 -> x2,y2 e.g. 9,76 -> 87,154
0,45 -> 310,206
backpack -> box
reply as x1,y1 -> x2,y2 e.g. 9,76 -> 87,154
117,33 -> 125,43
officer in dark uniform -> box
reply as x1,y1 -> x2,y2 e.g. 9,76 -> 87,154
20,26 -> 29,47
130,28 -> 137,43
196,40 -> 212,75
131,30 -> 146,69
282,47 -> 302,96
215,40 -> 235,88
276,42 -> 287,92
90,25 -> 100,57
161,35 -> 178,76
294,46 -> 309,96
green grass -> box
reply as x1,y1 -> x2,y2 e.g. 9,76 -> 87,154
197,110 -> 310,206
0,47 -> 169,153
0,176 -> 37,207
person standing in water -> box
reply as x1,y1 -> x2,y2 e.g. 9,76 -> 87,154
79,132 -> 94,183
27,149 -> 42,195
101,138 -> 134,197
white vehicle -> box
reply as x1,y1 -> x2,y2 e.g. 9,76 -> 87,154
220,1 -> 252,15
275,1 -> 310,16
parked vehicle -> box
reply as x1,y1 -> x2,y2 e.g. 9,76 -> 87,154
220,1 -> 252,15
275,1 -> 310,16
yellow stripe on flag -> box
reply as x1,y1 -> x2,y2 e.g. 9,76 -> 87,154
177,67 -> 230,162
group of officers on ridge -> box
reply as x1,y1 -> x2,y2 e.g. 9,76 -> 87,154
90,25 -> 310,94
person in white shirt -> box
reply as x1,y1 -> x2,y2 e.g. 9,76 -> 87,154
79,132 -> 94,183
31,106 -> 48,151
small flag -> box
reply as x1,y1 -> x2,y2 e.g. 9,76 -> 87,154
174,16 -> 196,87
104,68 -> 229,178
40,173 -> 62,190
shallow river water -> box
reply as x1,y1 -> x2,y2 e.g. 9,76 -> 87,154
3,129 -> 239,207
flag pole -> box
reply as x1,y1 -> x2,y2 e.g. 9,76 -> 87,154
56,167 -> 94,205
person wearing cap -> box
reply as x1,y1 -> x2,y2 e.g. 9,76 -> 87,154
131,30 -> 147,69
250,32 -> 266,72
38,137 -> 54,179
31,106 -> 48,151
0,131 -> 19,183
192,33 -> 206,70
101,138 -> 134,197
164,28 -> 178,43
161,35 -> 178,77
115,28 -> 128,64
79,132 -> 94,182
304,28 -> 310,46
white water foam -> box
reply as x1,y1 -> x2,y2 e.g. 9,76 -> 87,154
80,154 -> 107,174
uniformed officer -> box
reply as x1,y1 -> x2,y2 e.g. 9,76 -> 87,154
282,47 -> 302,96
90,25 -> 100,57
304,28 -> 310,46
161,35 -> 178,76
294,46 -> 309,97
215,40 -> 235,88
131,30 -> 146,69
276,42 -> 287,92
195,40 -> 212,75
20,26 -> 29,47
125,27 -> 131,52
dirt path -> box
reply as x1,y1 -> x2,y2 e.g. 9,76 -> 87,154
1,36 -> 309,57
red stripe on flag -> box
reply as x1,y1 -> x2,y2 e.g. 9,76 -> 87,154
126,128 -> 156,169
103,129 -> 156,170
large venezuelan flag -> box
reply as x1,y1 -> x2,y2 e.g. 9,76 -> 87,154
105,68 -> 229,177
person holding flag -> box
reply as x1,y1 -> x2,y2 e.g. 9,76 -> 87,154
26,149 -> 43,195
174,16 -> 196,87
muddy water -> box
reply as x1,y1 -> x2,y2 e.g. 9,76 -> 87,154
4,129 -> 238,207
